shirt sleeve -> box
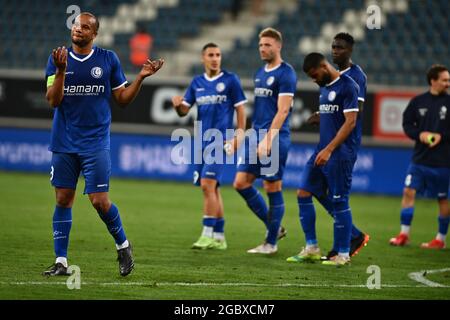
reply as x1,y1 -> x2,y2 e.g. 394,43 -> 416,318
342,82 -> 359,113
109,51 -> 128,90
356,73 -> 367,102
183,79 -> 196,108
229,74 -> 247,107
402,98 -> 420,141
278,67 -> 297,96
45,54 -> 57,87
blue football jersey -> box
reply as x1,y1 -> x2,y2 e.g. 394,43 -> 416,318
340,64 -> 367,148
45,46 -> 127,153
318,74 -> 360,160
252,62 -> 297,138
340,64 -> 367,103
183,70 -> 247,147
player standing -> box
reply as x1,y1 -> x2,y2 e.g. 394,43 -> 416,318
233,28 -> 297,254
287,53 -> 360,266
43,13 -> 164,276
172,43 -> 247,250
390,64 -> 450,249
303,33 -> 370,261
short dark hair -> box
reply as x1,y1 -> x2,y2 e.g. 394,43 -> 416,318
427,64 -> 448,85
303,52 -> 325,73
334,32 -> 354,47
80,12 -> 100,32
202,42 -> 219,53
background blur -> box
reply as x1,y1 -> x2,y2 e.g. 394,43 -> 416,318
0,0 -> 449,195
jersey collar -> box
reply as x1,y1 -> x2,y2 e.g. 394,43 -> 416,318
69,48 -> 95,62
264,63 -> 282,72
339,66 -> 351,74
203,72 -> 224,82
326,76 -> 341,87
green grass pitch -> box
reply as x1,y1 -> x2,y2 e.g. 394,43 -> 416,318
0,171 -> 449,299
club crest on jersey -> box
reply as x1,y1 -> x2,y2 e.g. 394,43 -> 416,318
91,67 -> 103,79
419,108 -> 427,116
266,76 -> 275,86
328,91 -> 336,102
440,106 -> 447,120
216,82 -> 225,93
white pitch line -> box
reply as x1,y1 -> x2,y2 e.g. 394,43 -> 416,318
408,267 -> 450,288
0,281 -> 445,288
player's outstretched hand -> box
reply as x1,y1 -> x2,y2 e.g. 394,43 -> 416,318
306,111 -> 320,126
52,46 -> 68,71
139,58 -> 164,78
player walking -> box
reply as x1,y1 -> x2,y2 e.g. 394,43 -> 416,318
233,28 -> 297,254
172,43 -> 247,250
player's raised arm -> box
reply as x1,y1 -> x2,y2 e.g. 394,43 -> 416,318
46,46 -> 68,108
112,58 -> 164,107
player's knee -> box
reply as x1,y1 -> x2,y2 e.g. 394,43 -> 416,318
297,189 -> 311,198
263,181 -> 281,193
402,188 -> 415,205
233,179 -> 249,190
55,190 -> 75,208
90,196 -> 111,214
332,199 -> 350,212
200,181 -> 216,195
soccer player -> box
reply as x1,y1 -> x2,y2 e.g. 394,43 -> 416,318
43,13 -> 164,276
172,43 -> 247,250
303,33 -> 370,261
287,53 -> 360,266
233,28 -> 297,254
389,64 -> 450,249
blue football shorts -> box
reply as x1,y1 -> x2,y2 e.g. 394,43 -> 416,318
298,152 -> 356,203
50,150 -> 111,194
236,135 -> 290,182
192,143 -> 227,186
404,163 -> 450,199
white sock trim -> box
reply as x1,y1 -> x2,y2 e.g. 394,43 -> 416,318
213,232 -> 225,241
436,233 -> 446,242
201,226 -> 214,238
401,225 -> 410,235
116,239 -> 129,250
55,257 -> 68,268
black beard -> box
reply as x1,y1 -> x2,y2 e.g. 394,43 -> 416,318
317,73 -> 332,87
72,37 -> 89,48
332,57 -> 342,65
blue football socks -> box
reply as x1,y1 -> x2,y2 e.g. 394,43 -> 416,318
237,186 -> 269,228
298,196 -> 318,246
400,207 -> 414,226
97,203 -> 127,246
53,206 -> 72,258
438,215 -> 450,236
266,191 -> 285,245
333,202 -> 353,255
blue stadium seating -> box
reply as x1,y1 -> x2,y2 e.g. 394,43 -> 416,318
0,0 -> 448,86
